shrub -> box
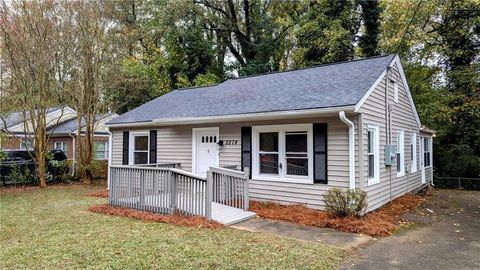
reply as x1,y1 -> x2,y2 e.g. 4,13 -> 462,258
4,164 -> 36,185
323,188 -> 368,217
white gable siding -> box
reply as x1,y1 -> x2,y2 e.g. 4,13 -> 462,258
358,61 -> 427,211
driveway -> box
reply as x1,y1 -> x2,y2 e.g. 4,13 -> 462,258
342,189 -> 480,270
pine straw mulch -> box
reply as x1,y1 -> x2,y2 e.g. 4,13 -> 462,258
88,204 -> 223,229
88,189 -> 109,198
250,193 -> 428,237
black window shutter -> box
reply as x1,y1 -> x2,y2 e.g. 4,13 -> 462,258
313,123 -> 327,184
149,130 -> 157,164
122,131 -> 129,165
241,126 -> 252,178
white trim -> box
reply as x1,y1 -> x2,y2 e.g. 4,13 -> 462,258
107,128 -> 113,190
106,106 -> 355,128
128,131 -> 150,165
354,69 -> 387,112
411,132 -> 417,173
339,112 -> 356,189
396,130 -> 405,177
192,127 -> 219,175
367,124 -> 380,186
354,55 -> 422,128
251,123 -> 313,184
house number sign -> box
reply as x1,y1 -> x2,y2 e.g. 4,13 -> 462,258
224,140 -> 238,145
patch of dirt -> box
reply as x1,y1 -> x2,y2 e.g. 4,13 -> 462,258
250,193 -> 428,237
88,204 -> 223,229
89,189 -> 109,198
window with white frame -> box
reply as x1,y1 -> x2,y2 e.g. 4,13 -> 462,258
367,124 -> 380,185
396,130 -> 405,176
393,81 -> 399,103
252,124 -> 313,183
20,139 -> 33,149
423,137 -> 431,167
130,133 -> 149,165
95,141 -> 108,160
54,141 -> 67,156
411,133 -> 417,172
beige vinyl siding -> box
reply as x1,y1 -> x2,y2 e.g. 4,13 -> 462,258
111,130 -> 123,165
109,115 -> 355,210
358,61 -> 426,211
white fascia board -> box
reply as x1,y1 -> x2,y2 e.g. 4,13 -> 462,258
106,106 -> 355,129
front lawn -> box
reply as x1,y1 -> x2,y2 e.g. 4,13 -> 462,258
0,184 -> 343,269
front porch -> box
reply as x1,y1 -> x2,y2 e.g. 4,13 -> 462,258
108,164 -> 256,225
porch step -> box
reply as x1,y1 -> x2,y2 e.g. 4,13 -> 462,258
211,202 -> 256,226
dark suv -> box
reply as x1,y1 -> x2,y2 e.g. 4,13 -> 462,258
0,149 -> 68,185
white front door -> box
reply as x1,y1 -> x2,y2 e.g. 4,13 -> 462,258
193,128 -> 219,175
420,137 -> 426,184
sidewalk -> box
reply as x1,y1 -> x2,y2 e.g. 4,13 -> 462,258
231,217 -> 373,249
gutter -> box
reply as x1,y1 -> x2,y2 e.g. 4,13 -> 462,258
339,111 -> 356,190
105,106 -> 356,129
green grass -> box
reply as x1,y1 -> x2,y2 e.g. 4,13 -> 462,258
0,184 -> 344,269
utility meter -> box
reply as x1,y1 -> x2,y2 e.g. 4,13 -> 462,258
384,145 -> 396,166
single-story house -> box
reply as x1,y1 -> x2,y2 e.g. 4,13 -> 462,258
0,107 -> 118,176
106,54 -> 434,212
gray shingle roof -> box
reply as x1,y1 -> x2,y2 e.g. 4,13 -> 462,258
109,54 -> 396,125
47,113 -> 115,134
1,107 -> 62,130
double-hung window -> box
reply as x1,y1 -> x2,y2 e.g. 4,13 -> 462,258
252,124 -> 313,183
423,137 -> 431,168
95,141 -> 108,160
367,124 -> 380,185
410,133 -> 417,173
54,141 -> 67,156
396,130 -> 405,177
20,139 -> 33,150
130,132 -> 149,165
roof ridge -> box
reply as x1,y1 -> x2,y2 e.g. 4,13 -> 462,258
226,54 -> 396,82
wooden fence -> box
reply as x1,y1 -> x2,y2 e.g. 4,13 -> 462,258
108,165 -> 249,219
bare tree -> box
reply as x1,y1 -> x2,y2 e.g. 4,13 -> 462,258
61,1 -> 110,184
0,0 -> 66,187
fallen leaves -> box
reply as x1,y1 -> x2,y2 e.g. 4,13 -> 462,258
250,194 -> 426,237
88,189 -> 109,198
88,204 -> 223,229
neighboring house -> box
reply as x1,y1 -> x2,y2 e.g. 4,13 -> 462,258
106,54 -> 434,212
0,106 -> 118,176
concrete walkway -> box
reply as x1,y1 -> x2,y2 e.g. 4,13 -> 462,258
231,217 -> 373,249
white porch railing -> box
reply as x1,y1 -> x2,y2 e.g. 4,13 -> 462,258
108,165 -> 250,219
208,167 -> 250,211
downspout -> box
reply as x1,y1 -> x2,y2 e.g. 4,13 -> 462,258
69,133 -> 76,177
107,127 -> 113,190
339,111 -> 355,190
